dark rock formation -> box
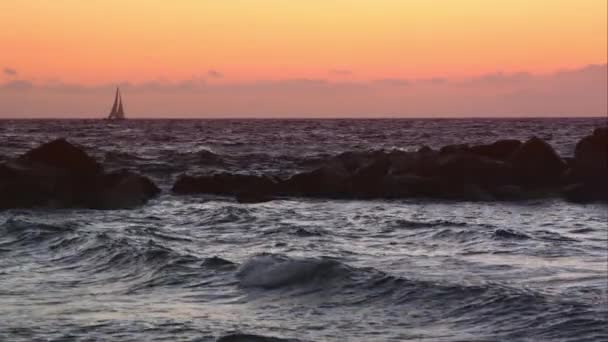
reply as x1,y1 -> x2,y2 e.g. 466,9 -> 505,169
235,192 -> 275,204
173,173 -> 277,196
439,143 -> 470,155
19,138 -> 101,176
431,153 -> 513,186
0,139 -> 159,210
509,137 -> 567,186
469,139 -> 522,160
573,127 -> 607,182
93,170 -> 161,209
280,164 -> 351,197
563,127 -> 608,202
170,129 -> 606,203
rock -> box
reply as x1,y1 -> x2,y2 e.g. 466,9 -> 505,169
347,156 -> 391,196
469,140 -> 522,160
381,173 -> 441,198
19,138 -> 101,176
490,185 -> 526,200
0,163 -> 52,209
572,127 -> 607,182
509,137 -> 567,186
389,148 -> 439,177
439,144 -> 470,155
236,192 -> 274,204
383,173 -> 493,200
432,153 -> 514,186
280,164 -> 351,197
562,183 -> 608,203
332,150 -> 383,173
172,173 -> 277,196
1,139 -> 159,210
93,170 -> 161,209
561,127 -> 608,202
418,145 -> 434,154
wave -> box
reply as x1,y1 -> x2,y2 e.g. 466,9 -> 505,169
233,253 -> 607,340
202,256 -> 238,270
0,218 -> 77,250
236,254 -> 350,289
217,333 -> 300,342
493,228 -> 531,240
393,219 -> 469,229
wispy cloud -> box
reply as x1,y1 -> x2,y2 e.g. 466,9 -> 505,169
0,64 -> 605,117
0,80 -> 32,90
3,67 -> 17,76
373,78 -> 410,86
207,70 -> 223,78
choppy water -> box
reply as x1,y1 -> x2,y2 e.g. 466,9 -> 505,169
0,118 -> 607,341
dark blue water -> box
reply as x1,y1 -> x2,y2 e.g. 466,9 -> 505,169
1,118 -> 607,341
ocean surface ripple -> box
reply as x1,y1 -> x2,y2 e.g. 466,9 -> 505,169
0,118 -> 606,341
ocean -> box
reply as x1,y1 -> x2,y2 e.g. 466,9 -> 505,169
0,118 -> 607,341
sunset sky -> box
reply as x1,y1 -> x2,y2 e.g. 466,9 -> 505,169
0,0 -> 606,117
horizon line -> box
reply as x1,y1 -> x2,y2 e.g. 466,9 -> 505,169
1,115 -> 606,120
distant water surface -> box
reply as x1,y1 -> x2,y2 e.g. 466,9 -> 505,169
0,118 -> 606,341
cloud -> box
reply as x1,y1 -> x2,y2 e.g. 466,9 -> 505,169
0,80 -> 32,90
207,70 -> 223,78
468,71 -> 533,85
3,67 -> 17,76
417,77 -> 447,85
373,78 -> 410,86
0,64 -> 605,117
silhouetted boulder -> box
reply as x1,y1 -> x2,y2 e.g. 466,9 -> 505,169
561,127 -> 608,202
1,139 -> 159,210
561,183 -> 608,203
431,153 -> 513,186
172,173 -> 277,196
0,163 -> 52,209
470,139 -> 522,160
19,138 -> 101,176
572,127 -> 607,182
509,137 -> 567,186
236,191 -> 275,204
439,144 -> 470,155
347,156 -> 391,196
389,148 -> 439,177
163,134 -> 605,203
280,164 -> 351,197
490,185 -> 526,200
418,146 -> 434,154
93,170 -> 161,209
325,150 -> 387,174
381,174 -> 441,198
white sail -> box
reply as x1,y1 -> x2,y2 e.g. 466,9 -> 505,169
107,87 -> 126,120
116,89 -> 124,118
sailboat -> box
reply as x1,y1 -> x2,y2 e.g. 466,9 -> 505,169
107,87 -> 126,120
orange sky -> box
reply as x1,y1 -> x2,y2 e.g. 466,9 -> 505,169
1,0 -> 606,83
0,1 -> 606,117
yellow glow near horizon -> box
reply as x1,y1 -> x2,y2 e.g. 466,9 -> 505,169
0,0 -> 606,84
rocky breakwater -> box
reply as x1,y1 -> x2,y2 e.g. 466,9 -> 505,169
0,139 -> 160,210
172,128 -> 607,203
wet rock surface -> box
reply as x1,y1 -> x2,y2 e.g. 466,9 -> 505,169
0,139 -> 159,210
172,129 -> 607,203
